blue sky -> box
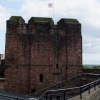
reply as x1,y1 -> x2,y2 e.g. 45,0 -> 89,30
0,0 -> 100,64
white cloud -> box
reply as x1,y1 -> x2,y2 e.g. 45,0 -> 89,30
7,0 -> 20,2
83,54 -> 100,64
0,5 -> 10,30
0,5 -> 11,54
84,43 -> 92,47
19,0 -> 51,21
83,35 -> 100,54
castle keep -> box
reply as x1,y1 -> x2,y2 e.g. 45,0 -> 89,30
4,16 -> 82,94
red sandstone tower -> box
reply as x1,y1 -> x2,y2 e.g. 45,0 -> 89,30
4,16 -> 82,94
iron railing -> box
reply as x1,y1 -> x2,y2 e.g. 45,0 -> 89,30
83,69 -> 100,74
38,78 -> 100,100
0,73 -> 99,100
30,73 -> 100,97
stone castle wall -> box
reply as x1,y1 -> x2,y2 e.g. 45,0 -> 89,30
4,16 -> 82,94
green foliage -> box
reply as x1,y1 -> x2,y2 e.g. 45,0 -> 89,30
82,65 -> 100,69
93,65 -> 100,69
82,65 -> 90,69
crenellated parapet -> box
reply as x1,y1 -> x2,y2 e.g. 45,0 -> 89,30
7,16 -> 25,33
57,18 -> 81,35
6,16 -> 81,36
28,17 -> 54,34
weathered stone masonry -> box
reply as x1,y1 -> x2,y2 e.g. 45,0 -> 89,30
4,16 -> 82,94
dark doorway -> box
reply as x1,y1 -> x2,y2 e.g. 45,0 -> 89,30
31,89 -> 36,93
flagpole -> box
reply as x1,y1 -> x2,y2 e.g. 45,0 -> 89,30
53,1 -> 54,21
48,2 -> 54,20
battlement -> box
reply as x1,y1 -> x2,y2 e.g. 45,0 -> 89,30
6,16 -> 81,35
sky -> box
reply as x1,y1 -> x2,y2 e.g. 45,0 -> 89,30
0,0 -> 100,64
